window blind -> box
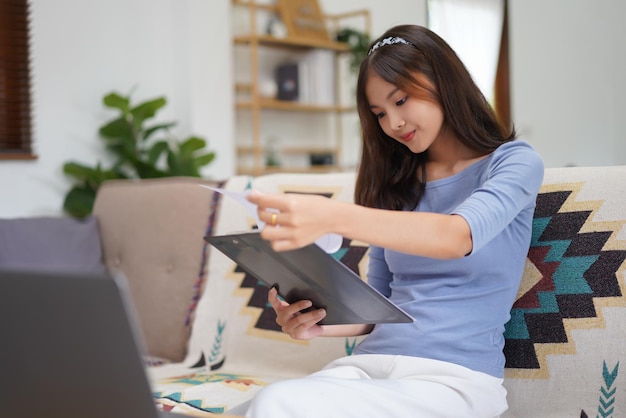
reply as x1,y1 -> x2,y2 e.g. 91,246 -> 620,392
0,0 -> 35,159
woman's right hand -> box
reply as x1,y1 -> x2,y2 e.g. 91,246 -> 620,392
268,287 -> 327,340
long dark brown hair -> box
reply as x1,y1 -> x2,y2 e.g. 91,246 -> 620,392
355,25 -> 515,210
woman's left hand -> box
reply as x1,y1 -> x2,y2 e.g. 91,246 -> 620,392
267,287 -> 326,340
247,191 -> 335,251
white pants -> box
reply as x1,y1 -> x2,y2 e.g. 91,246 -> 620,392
241,355 -> 507,418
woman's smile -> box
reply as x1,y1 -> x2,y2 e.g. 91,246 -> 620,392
400,130 -> 415,142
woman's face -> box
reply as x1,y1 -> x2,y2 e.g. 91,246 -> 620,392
365,73 -> 445,154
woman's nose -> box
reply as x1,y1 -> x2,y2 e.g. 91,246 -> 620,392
388,114 -> 405,131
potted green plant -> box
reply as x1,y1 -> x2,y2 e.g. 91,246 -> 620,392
62,91 -> 216,218
336,27 -> 371,74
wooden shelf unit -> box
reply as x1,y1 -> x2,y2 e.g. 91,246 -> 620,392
236,98 -> 355,113
234,34 -> 350,51
237,145 -> 340,154
232,0 -> 370,176
236,165 -> 342,176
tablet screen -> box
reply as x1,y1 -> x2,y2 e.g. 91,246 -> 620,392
206,232 -> 413,325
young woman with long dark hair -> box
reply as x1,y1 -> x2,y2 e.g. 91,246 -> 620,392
243,24 -> 544,417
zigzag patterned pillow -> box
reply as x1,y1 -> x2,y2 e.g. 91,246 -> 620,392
503,166 -> 626,418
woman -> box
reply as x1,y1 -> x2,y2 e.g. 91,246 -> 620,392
243,24 -> 544,417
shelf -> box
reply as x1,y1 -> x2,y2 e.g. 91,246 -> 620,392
232,0 -> 278,12
237,145 -> 339,155
232,0 -> 370,176
235,83 -> 252,93
237,165 -> 345,176
236,99 -> 355,113
234,34 -> 349,51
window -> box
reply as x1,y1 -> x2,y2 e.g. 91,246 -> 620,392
493,0 -> 511,130
0,0 -> 35,160
428,0 -> 511,129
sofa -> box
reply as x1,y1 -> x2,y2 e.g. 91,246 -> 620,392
2,166 -> 626,417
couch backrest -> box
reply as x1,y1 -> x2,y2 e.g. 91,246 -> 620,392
93,177 -> 223,362
181,172 -> 364,378
503,165 -> 626,417
194,167 -> 626,417
95,166 -> 626,417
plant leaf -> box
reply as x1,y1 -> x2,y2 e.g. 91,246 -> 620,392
147,141 -> 169,165
62,91 -> 216,216
63,161 -> 123,187
179,136 -> 207,155
165,149 -> 179,174
142,122 -> 177,141
99,117 -> 133,140
63,161 -> 98,180
129,152 -> 168,178
63,185 -> 97,219
131,97 -> 167,128
103,92 -> 130,113
193,152 -> 216,167
336,27 -> 371,73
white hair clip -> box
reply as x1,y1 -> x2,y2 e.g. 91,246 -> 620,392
367,36 -> 413,56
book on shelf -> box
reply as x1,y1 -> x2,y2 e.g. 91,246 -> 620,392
276,62 -> 299,101
275,50 -> 335,105
297,49 -> 335,106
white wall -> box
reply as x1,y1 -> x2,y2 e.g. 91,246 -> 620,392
510,0 -> 626,168
320,0 -> 426,37
5,0 -> 623,218
1,0 -> 426,218
0,0 -> 233,217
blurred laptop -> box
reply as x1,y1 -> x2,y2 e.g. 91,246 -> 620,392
0,268 -> 187,418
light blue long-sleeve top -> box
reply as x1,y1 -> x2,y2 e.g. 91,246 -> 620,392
353,140 -> 544,378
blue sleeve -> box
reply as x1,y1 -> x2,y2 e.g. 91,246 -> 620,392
453,141 -> 544,254
366,245 -> 393,297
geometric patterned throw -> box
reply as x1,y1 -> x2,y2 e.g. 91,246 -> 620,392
228,187 -> 369,335
233,237 -> 369,332
504,184 -> 626,374
148,168 -> 626,418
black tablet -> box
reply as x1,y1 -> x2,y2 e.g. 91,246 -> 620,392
205,231 -> 413,325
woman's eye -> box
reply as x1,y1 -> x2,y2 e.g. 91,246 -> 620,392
374,112 -> 385,119
396,96 -> 407,106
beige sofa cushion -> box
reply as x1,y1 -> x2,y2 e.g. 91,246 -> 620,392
93,177 -> 223,362
149,173 -> 367,383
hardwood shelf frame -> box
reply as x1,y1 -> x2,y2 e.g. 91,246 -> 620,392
232,0 -> 370,176
236,98 -> 355,113
237,145 -> 340,155
236,165 -> 345,176
234,34 -> 350,51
